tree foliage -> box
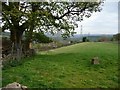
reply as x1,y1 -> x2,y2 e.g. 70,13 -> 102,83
113,33 -> 120,41
2,1 -> 103,37
32,32 -> 52,43
1,1 -> 104,59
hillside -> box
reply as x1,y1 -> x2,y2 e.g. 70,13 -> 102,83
2,42 -> 118,88
47,34 -> 114,43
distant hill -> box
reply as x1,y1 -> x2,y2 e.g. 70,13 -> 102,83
0,32 -> 10,38
2,32 -> 10,36
46,33 -> 114,43
0,31 -> 114,43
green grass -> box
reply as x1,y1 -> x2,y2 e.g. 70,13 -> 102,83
2,42 -> 119,88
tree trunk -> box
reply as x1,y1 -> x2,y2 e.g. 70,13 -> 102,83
10,29 -> 24,60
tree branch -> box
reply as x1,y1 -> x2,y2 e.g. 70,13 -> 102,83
2,12 -> 13,28
53,3 -> 88,20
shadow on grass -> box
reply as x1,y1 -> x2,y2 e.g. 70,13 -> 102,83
2,55 -> 35,70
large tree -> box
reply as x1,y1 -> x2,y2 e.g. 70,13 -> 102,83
2,1 -> 104,59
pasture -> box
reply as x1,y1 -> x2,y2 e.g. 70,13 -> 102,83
2,42 -> 119,88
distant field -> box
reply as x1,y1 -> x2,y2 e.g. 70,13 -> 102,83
2,42 -> 119,88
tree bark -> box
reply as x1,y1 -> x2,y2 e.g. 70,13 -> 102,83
10,29 -> 24,60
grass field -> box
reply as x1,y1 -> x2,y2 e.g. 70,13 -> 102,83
2,42 -> 119,88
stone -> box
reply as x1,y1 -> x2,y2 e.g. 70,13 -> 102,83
91,57 -> 100,64
2,82 -> 27,90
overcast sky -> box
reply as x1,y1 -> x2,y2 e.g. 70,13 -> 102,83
75,0 -> 119,34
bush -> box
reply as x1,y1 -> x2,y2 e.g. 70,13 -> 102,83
82,37 -> 89,42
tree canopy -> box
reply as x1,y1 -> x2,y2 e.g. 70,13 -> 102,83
2,1 -> 103,37
32,32 -> 53,43
1,1 -> 104,59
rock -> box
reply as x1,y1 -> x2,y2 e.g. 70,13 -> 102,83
21,86 -> 27,89
2,82 -> 27,90
91,57 -> 100,64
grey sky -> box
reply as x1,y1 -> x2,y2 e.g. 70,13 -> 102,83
75,0 -> 119,34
